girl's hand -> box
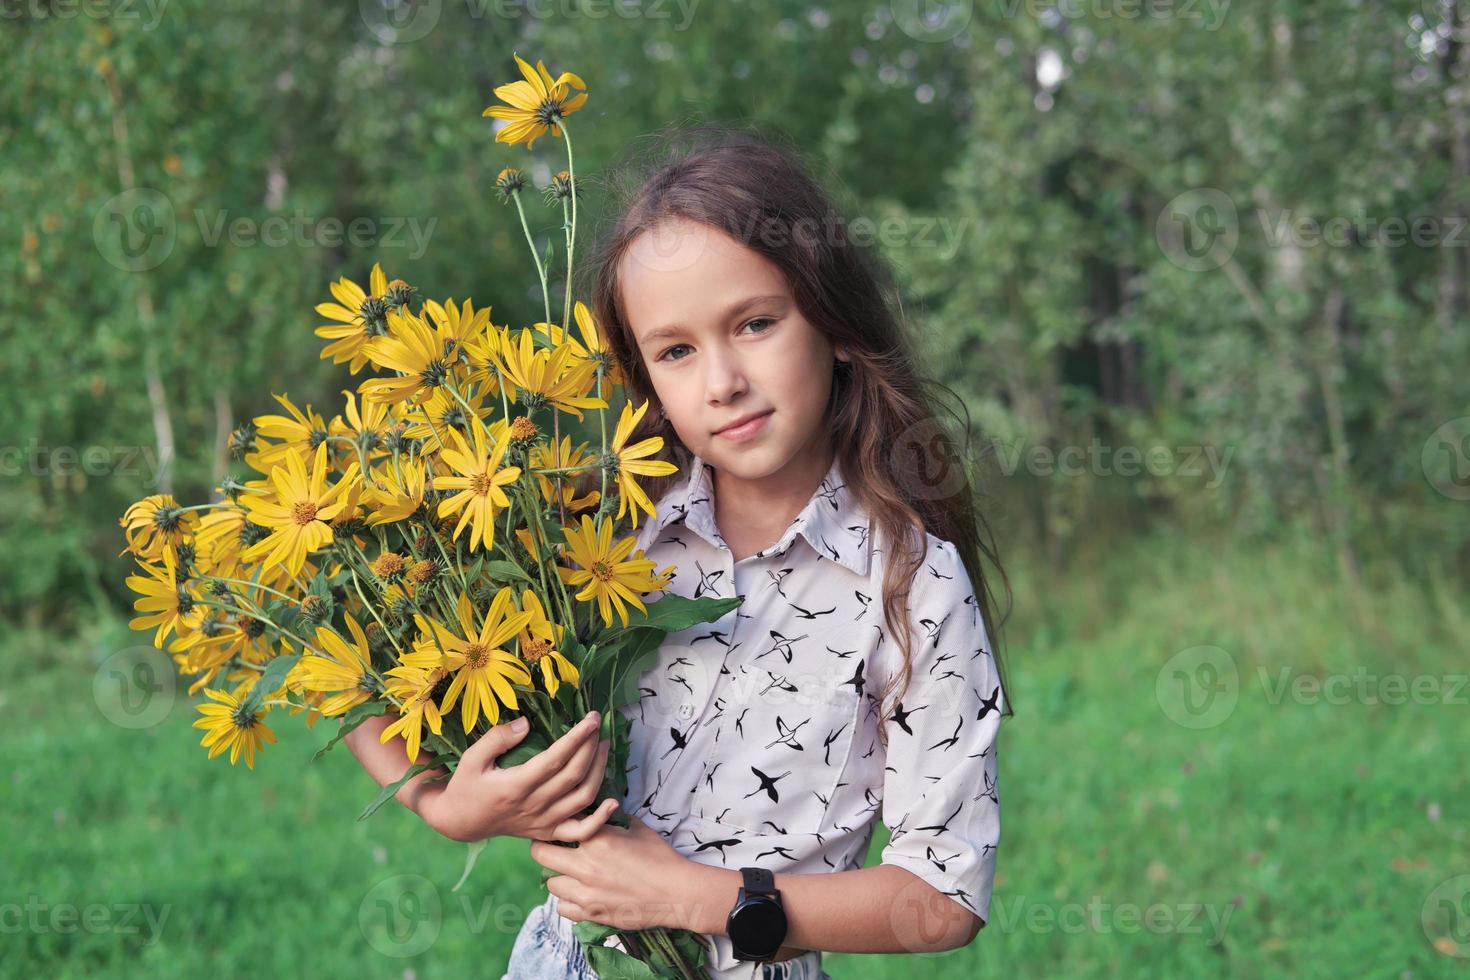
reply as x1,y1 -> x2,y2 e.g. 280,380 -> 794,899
345,709 -> 617,845
530,812 -> 705,932
425,710 -> 617,844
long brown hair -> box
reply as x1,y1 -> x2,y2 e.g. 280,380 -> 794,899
583,124 -> 1013,742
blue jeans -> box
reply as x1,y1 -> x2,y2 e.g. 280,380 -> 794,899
501,895 -> 831,979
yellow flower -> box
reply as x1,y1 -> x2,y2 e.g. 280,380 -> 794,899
404,589 -> 533,731
119,494 -> 198,561
360,308 -> 460,407
242,443 -> 354,577
364,459 -> 427,526
127,551 -> 203,649
294,617 -> 375,717
194,504 -> 250,577
483,54 -> 588,149
529,435 -> 601,512
315,263 -> 390,374
538,301 -> 623,395
433,421 -> 520,552
248,392 -> 328,472
516,589 -> 578,697
556,514 -> 671,628
496,326 -> 606,420
424,297 -> 491,348
380,664 -> 445,763
331,388 -> 391,457
192,685 -> 277,769
401,385 -> 489,447
610,400 -> 678,529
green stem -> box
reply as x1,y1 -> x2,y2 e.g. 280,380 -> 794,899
512,191 -> 553,327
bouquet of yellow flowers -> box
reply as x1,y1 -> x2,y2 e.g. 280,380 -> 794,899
118,55 -> 727,979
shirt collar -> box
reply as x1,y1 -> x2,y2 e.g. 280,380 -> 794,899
646,452 -> 873,577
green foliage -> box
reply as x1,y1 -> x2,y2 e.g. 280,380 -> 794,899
3,4 -> 1465,631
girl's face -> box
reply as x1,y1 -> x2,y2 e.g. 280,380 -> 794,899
619,217 -> 849,485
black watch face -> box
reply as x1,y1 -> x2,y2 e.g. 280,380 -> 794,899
732,898 -> 786,958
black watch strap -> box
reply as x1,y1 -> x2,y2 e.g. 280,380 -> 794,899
741,866 -> 776,896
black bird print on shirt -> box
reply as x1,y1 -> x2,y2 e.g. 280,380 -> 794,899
616,453 -> 1003,929
890,701 -> 927,735
745,766 -> 791,802
753,629 -> 807,664
691,831 -> 741,863
764,716 -> 810,751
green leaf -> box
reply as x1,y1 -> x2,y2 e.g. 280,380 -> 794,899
481,559 -> 536,584
311,700 -> 389,761
622,592 -> 742,633
582,944 -> 667,979
572,920 -> 619,945
451,840 -> 487,893
357,762 -> 429,821
255,652 -> 301,696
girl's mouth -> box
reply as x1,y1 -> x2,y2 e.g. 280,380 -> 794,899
715,409 -> 773,442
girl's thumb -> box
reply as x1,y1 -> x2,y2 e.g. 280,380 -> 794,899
464,716 -> 529,768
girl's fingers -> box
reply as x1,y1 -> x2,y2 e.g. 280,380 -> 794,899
532,729 -> 602,803
552,796 -> 618,843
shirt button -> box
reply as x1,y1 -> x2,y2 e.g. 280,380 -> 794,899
676,702 -> 695,720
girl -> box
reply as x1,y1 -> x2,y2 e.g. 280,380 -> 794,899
348,129 -> 1011,980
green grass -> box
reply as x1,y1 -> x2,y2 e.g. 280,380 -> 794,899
3,532 -> 1466,977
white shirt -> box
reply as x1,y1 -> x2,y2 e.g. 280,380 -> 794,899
592,452 -> 1005,978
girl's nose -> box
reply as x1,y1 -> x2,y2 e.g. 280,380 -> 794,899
704,348 -> 748,404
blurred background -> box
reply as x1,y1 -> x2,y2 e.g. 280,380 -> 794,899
3,0 -> 1468,976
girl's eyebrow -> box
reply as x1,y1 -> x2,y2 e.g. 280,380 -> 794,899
641,293 -> 787,346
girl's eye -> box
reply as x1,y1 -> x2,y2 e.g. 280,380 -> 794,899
657,319 -> 775,363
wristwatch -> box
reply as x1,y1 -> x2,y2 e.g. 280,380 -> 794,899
726,867 -> 788,962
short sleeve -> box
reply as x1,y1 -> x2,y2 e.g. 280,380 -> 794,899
877,536 -> 1004,927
